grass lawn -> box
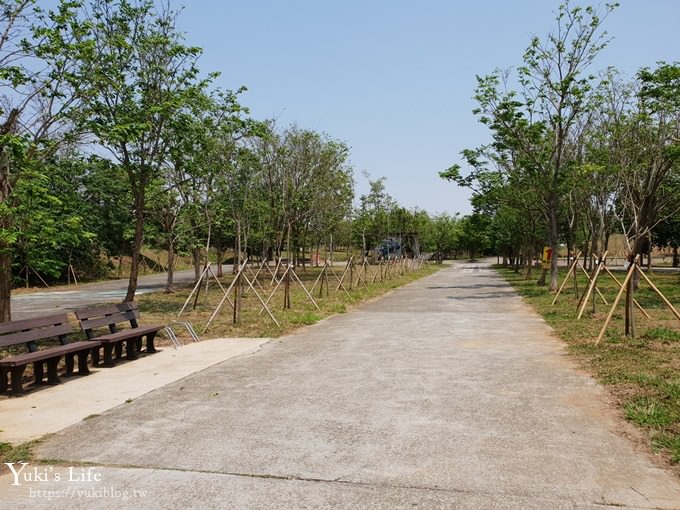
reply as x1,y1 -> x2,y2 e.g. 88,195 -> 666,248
137,261 -> 441,339
497,265 -> 680,475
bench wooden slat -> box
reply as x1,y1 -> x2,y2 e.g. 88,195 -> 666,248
0,341 -> 100,367
74,302 -> 160,367
0,313 -> 71,335
75,303 -> 140,320
78,310 -> 139,331
93,325 -> 163,344
0,314 -> 98,396
0,323 -> 73,349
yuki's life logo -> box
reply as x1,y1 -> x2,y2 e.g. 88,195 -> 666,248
5,462 -> 102,486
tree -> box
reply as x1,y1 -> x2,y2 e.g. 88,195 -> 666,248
611,63 -> 680,262
0,0 -> 90,320
72,0 -> 203,302
445,2 -> 616,290
355,174 -> 396,256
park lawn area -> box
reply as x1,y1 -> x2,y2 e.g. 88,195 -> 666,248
497,265 -> 680,473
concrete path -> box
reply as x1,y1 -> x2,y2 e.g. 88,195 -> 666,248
2,261 -> 680,509
0,338 -> 269,445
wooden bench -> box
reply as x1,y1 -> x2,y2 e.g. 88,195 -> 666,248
75,302 -> 162,366
0,314 -> 100,396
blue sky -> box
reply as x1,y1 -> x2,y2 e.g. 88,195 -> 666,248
176,1 -> 679,216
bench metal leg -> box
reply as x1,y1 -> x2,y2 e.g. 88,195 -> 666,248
10,366 -> 27,396
0,367 -> 7,393
91,346 -> 100,366
77,351 -> 91,375
125,339 -> 139,360
65,353 -> 75,375
114,341 -> 124,360
146,332 -> 157,353
46,358 -> 60,385
34,361 -> 45,385
103,344 -> 115,366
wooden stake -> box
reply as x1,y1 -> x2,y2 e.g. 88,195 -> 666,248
577,251 -> 607,320
601,266 -> 650,319
577,264 -> 608,305
202,258 -> 248,332
596,257 -> 638,345
551,251 -> 581,305
290,268 -> 320,310
240,270 -> 280,327
635,265 -> 680,321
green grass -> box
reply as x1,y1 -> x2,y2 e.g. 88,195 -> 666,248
497,265 -> 680,472
0,440 -> 38,469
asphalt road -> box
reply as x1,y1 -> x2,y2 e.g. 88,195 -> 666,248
10,269 -> 200,320
3,261 -> 679,509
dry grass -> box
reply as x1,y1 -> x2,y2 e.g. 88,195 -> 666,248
138,261 -> 440,341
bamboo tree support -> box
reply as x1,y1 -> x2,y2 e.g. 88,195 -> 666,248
21,265 -> 50,288
243,262 -> 268,297
335,257 -> 354,292
203,258 -> 249,332
310,262 -> 329,296
249,260 -> 267,283
596,256 -> 639,345
328,261 -> 351,297
551,251 -> 581,305
259,264 -> 290,314
636,265 -> 680,321
179,262 -> 230,318
577,251 -> 608,320
601,265 -> 650,319
355,257 -> 369,289
259,259 -> 278,287
576,264 -> 608,305
270,258 -> 283,287
371,262 -> 380,283
289,268 -> 320,310
239,270 -> 280,327
67,263 -> 79,286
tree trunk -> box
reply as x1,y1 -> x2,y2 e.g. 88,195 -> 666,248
1,150 -> 13,321
673,246 -> 679,268
165,235 -> 175,293
216,235 -> 223,278
548,198 -> 559,291
523,245 -> 533,280
192,246 -> 201,283
233,220 -> 241,275
125,195 -> 145,302
536,268 -> 547,285
0,247 -> 11,322
624,267 -> 636,338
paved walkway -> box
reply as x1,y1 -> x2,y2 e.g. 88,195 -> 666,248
2,261 -> 679,509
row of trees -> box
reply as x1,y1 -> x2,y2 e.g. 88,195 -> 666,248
442,2 -> 680,287
0,0 -> 466,322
